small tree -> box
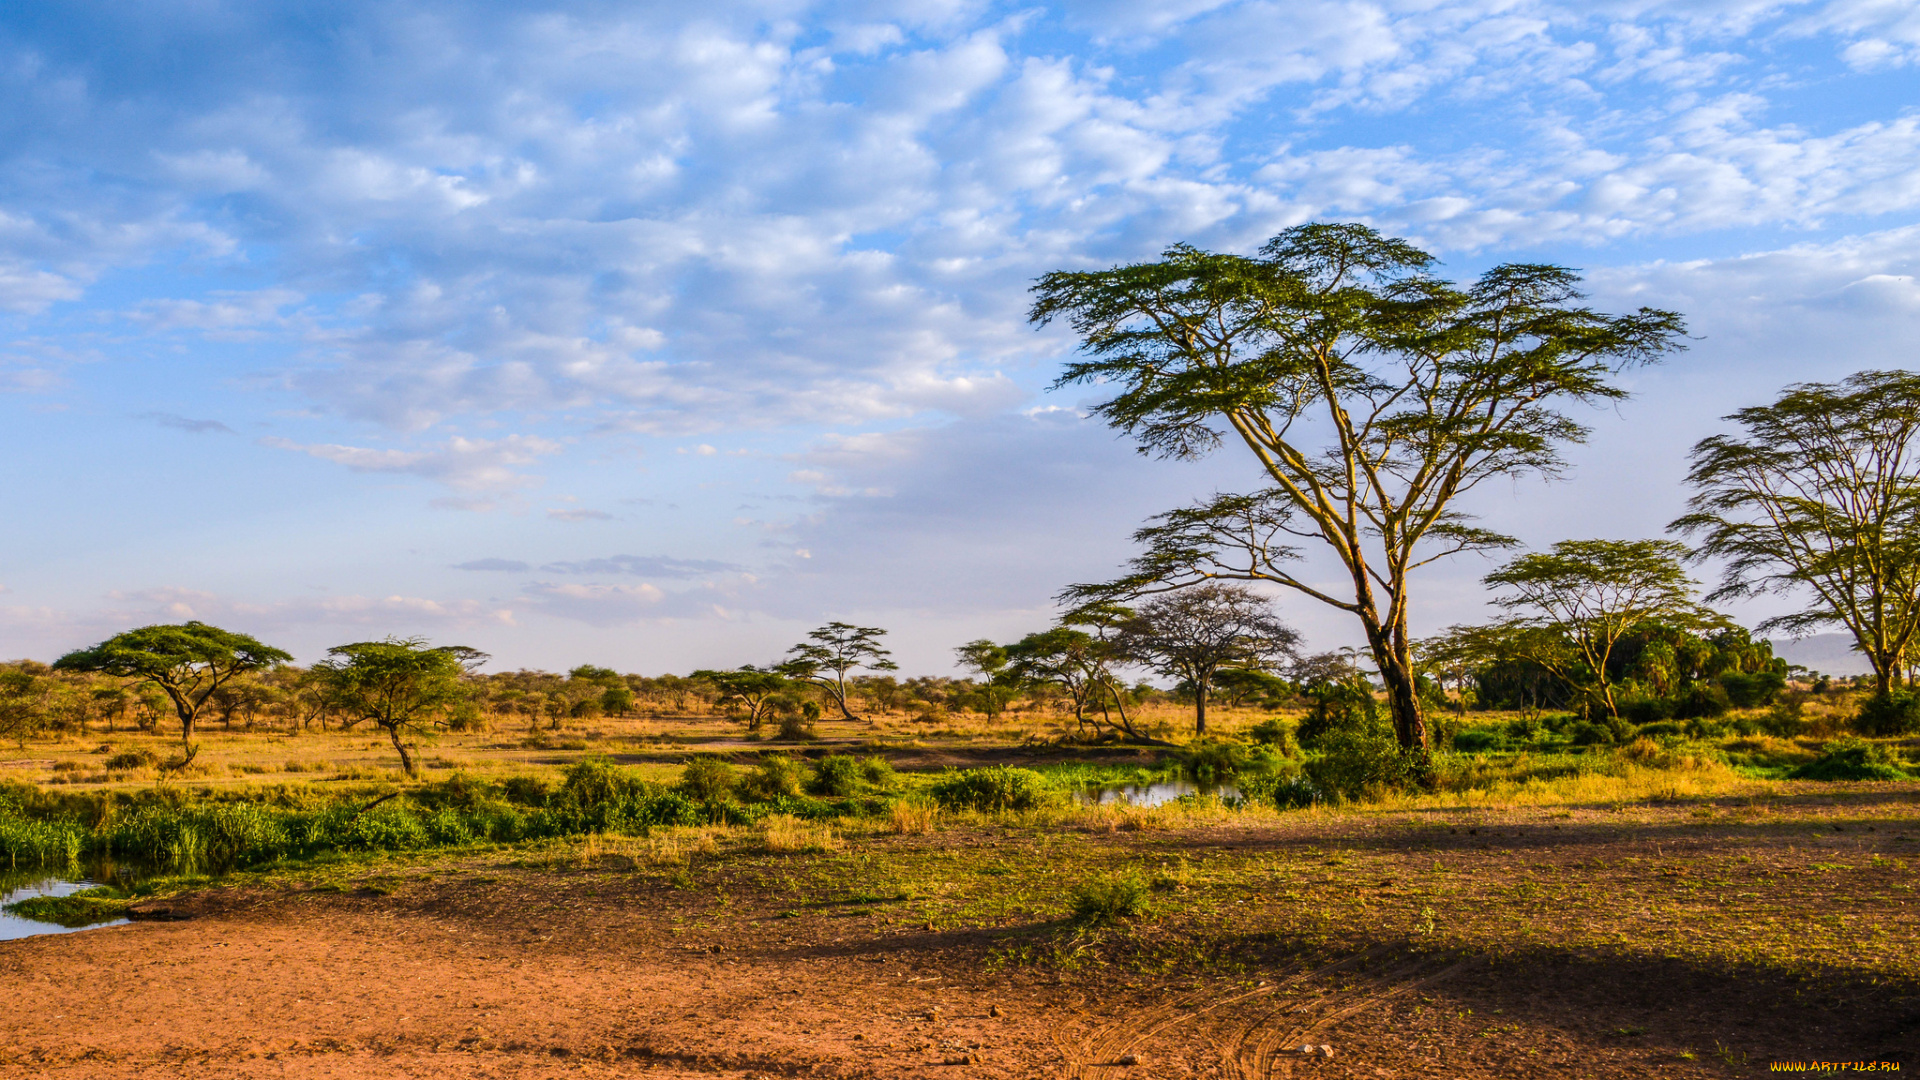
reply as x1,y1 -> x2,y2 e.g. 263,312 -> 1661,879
1005,628 -> 1108,735
1112,583 -> 1300,736
313,638 -> 487,779
692,666 -> 791,731
0,666 -> 52,746
1482,539 -> 1716,722
954,639 -> 1019,720
781,623 -> 898,723
54,622 -> 292,759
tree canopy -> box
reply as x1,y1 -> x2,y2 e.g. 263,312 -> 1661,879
53,621 -> 292,755
781,622 -> 898,722
313,638 -> 487,779
1039,222 -> 1687,757
1110,582 -> 1299,736
1673,370 -> 1920,695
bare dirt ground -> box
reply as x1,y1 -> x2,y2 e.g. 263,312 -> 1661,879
4,793 -> 1916,1079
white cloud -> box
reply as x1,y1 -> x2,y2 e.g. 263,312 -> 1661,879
261,434 -> 561,493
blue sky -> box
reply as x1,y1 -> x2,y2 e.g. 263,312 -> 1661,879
3,0 -> 1919,674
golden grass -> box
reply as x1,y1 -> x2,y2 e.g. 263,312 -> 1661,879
760,814 -> 839,854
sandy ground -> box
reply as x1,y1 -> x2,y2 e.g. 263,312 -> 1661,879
2,874 -> 1892,1080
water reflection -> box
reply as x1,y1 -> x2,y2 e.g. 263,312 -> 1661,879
0,874 -> 127,941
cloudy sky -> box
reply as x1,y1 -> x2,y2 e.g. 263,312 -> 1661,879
3,0 -> 1918,675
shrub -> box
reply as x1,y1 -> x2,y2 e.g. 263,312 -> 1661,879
929,766 -> 1051,812
1304,723 -> 1412,802
1855,691 -> 1920,737
1244,717 -> 1299,755
1758,700 -> 1805,738
1637,721 -> 1686,739
1069,872 -> 1150,924
858,755 -> 895,788
739,755 -> 807,801
1672,682 -> 1732,720
774,713 -> 817,742
677,757 -> 738,803
1720,670 -> 1786,708
1265,775 -> 1324,810
1451,728 -> 1506,754
1177,740 -> 1248,785
501,775 -> 552,806
1617,695 -> 1673,725
810,755 -> 866,797
1788,738 -> 1910,781
103,749 -> 158,771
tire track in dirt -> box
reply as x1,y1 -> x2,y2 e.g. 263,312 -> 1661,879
1051,943 -> 1413,1077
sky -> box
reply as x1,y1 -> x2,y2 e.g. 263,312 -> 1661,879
3,0 -> 1919,676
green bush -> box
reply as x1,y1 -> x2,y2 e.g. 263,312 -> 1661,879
1068,872 -> 1150,924
809,755 -> 866,797
1788,738 -> 1910,781
1304,724 -> 1413,802
1451,728 -> 1506,753
1672,682 -> 1732,720
1177,740 -> 1248,785
1855,691 -> 1920,737
103,749 -> 158,771
1720,671 -> 1786,708
1637,721 -> 1686,739
858,755 -> 895,788
929,766 -> 1051,812
677,756 -> 737,803
739,755 -> 808,800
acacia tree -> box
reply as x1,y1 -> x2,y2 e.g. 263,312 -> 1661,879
1110,582 -> 1299,736
53,621 -> 292,759
954,640 -> 1019,721
781,622 -> 898,722
314,638 -> 487,779
692,666 -> 791,731
1482,539 -> 1716,722
1038,223 -> 1686,755
1672,370 -> 1920,695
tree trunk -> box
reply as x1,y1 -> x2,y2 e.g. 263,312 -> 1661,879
1194,681 -> 1208,736
1364,621 -> 1429,752
386,724 -> 417,779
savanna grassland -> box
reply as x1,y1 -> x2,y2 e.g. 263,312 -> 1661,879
2,692 -> 1918,1079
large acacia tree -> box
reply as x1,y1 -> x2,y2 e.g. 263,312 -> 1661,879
1039,223 -> 1686,754
1672,371 -> 1920,695
54,621 -> 291,757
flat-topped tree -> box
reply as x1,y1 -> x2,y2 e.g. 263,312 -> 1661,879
780,622 -> 897,723
54,622 -> 292,758
692,666 -> 792,731
314,638 -> 488,779
1038,222 -> 1687,759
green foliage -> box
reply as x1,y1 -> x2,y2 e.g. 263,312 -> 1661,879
809,754 -> 866,797
1788,738 -> 1911,781
1176,740 -> 1248,785
3,887 -> 130,927
929,766 -> 1052,812
1068,872 -> 1150,924
1855,691 -> 1920,737
104,749 -> 159,771
1719,670 -> 1786,708
676,756 -> 737,803
739,754 -> 808,800
0,816 -> 84,865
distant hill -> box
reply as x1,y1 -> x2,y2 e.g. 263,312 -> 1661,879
1770,634 -> 1874,676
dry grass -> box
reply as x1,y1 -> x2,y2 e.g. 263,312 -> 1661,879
887,800 -> 938,835
760,814 -> 839,854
